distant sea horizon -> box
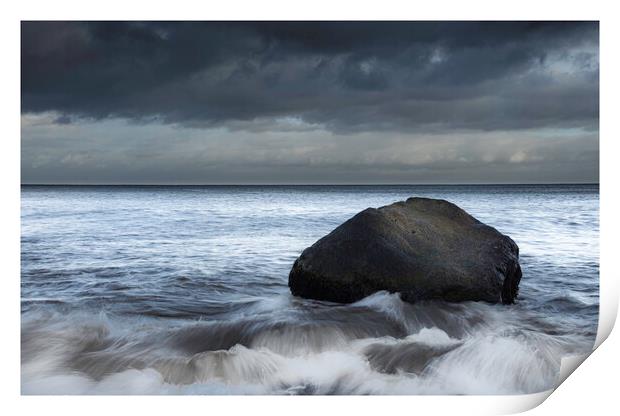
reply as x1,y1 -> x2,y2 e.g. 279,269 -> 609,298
21,182 -> 600,186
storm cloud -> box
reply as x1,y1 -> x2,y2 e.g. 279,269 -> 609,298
21,21 -> 599,184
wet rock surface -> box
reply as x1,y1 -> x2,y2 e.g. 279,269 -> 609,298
289,197 -> 522,304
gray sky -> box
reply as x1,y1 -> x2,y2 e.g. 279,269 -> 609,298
21,21 -> 599,184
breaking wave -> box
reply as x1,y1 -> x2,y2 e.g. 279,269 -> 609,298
21,291 -> 593,395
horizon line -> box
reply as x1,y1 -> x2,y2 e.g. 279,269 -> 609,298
21,182 -> 600,187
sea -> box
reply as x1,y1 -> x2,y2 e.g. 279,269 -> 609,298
21,184 -> 599,395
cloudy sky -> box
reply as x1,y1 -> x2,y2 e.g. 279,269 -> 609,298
21,21 -> 599,184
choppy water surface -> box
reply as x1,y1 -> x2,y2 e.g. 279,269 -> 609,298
21,185 -> 599,394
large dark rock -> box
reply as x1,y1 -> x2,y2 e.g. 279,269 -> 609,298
288,197 -> 522,304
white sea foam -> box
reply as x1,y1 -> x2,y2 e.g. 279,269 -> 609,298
353,291 -> 410,326
404,327 -> 460,346
21,305 -> 593,395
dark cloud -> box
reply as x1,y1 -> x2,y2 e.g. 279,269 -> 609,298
21,22 -> 599,184
21,21 -> 599,133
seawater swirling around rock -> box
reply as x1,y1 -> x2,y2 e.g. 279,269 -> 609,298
288,197 -> 522,304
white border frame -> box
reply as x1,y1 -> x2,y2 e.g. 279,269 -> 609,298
3,2 -> 617,414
